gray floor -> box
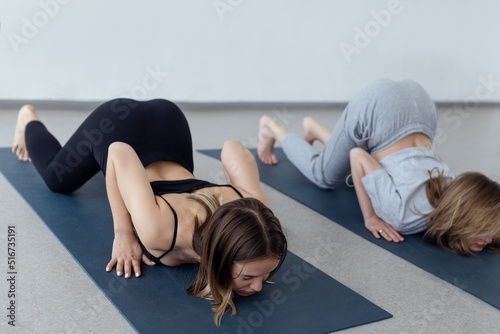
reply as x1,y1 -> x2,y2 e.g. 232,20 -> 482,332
0,102 -> 499,334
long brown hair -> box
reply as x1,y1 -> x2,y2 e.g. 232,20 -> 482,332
424,168 -> 500,255
187,195 -> 287,325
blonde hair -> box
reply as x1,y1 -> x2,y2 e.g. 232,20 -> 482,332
424,168 -> 500,255
186,194 -> 287,325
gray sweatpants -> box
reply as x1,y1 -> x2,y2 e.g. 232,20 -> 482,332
282,79 -> 437,189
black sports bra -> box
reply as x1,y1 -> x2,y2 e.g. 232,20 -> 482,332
138,179 -> 244,265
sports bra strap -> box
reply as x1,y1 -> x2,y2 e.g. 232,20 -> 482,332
222,184 -> 244,199
143,183 -> 242,264
155,195 -> 178,260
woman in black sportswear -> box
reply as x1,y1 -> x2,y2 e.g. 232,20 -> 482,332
12,99 -> 287,325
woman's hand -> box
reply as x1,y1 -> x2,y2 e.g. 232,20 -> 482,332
106,233 -> 156,278
350,148 -> 404,243
365,215 -> 404,242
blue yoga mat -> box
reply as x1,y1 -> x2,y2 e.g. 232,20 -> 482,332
0,148 -> 391,334
199,148 -> 500,311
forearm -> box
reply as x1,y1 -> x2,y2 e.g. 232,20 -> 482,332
104,143 -> 162,276
105,142 -> 162,248
350,148 -> 381,222
106,148 -> 136,237
350,148 -> 404,242
351,169 -> 377,223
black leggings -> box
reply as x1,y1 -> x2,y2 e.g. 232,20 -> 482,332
26,98 -> 193,194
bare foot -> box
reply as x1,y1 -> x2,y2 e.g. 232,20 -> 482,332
302,116 -> 331,145
303,117 -> 318,144
257,115 -> 279,165
12,104 -> 39,161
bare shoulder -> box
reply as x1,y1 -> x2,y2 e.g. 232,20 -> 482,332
138,195 -> 177,253
231,185 -> 272,209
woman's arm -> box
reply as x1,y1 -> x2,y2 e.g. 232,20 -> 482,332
349,148 -> 404,242
220,140 -> 271,208
105,142 -> 162,277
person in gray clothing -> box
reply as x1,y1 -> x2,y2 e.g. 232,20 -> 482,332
257,79 -> 500,255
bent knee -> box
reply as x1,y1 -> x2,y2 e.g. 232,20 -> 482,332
43,176 -> 79,194
313,174 -> 342,190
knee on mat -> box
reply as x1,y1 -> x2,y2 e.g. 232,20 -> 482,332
314,174 -> 351,190
44,177 -> 78,195
313,177 -> 338,190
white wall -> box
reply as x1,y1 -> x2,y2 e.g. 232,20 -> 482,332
1,0 -> 499,102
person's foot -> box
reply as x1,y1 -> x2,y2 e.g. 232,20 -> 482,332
257,115 -> 279,165
302,116 -> 331,145
303,117 -> 318,144
12,104 -> 39,161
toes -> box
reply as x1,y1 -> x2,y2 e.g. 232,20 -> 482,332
257,147 -> 278,165
261,155 -> 278,165
14,147 -> 28,162
257,150 -> 264,162
258,153 -> 267,164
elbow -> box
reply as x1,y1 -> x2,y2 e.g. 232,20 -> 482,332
222,140 -> 243,153
108,141 -> 132,157
349,147 -> 359,157
349,147 -> 365,161
107,142 -> 135,169
349,148 -> 362,170
221,140 -> 246,159
223,140 -> 241,146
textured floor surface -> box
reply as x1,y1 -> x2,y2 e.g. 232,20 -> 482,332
0,101 -> 499,334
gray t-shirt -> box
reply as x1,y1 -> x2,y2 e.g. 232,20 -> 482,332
362,147 -> 455,234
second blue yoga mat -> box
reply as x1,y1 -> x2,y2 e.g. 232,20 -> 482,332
0,148 -> 391,333
199,148 -> 500,311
